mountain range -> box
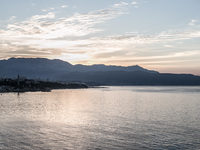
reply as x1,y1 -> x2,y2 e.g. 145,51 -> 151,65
1,58 -> 200,85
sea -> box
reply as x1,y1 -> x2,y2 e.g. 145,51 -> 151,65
0,86 -> 200,150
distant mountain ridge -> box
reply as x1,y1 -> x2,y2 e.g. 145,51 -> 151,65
0,57 -> 157,75
1,58 -> 200,85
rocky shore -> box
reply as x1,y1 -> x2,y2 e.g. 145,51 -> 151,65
0,76 -> 88,93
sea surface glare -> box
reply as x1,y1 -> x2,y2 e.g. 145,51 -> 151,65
0,86 -> 200,149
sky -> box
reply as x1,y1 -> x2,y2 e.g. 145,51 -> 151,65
0,0 -> 200,75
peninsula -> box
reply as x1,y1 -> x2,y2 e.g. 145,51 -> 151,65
0,75 -> 88,93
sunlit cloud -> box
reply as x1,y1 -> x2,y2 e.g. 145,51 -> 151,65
91,50 -> 200,68
0,1 -> 131,61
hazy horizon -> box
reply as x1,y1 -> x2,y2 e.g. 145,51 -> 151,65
0,0 -> 200,75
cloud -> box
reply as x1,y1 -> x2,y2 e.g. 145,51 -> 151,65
158,30 -> 200,41
164,45 -> 174,48
30,12 -> 55,20
1,2 -> 127,41
8,16 -> 17,21
95,50 -> 130,58
113,2 -> 129,8
132,2 -> 137,5
130,0 -> 146,8
189,19 -> 199,26
61,5 -> 68,8
0,1 -> 131,61
0,16 -> 17,27
41,7 -> 55,12
95,50 -> 200,65
0,3 -> 137,62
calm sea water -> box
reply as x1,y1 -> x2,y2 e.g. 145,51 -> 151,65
0,86 -> 200,150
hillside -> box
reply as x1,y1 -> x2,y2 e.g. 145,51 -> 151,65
1,58 -> 200,85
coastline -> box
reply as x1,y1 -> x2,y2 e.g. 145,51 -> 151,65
0,77 -> 88,93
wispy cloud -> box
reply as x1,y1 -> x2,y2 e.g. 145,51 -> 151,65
189,19 -> 199,26
157,29 -> 200,41
132,2 -> 137,5
0,16 -> 17,26
92,50 -> 200,67
8,16 -> 17,22
0,2 -> 131,59
1,2 -> 128,41
61,5 -> 68,8
113,2 -> 129,8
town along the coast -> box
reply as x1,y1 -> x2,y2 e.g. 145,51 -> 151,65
0,75 -> 88,93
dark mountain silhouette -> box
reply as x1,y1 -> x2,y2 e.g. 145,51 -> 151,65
1,58 -> 200,85
0,58 -> 157,78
